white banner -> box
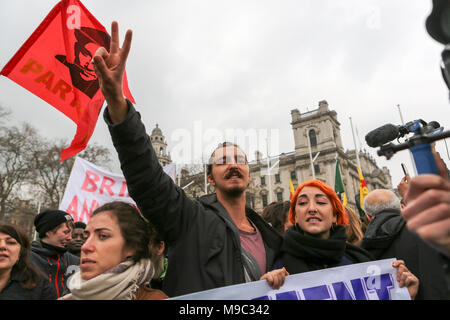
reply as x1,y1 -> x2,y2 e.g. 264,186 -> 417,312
170,259 -> 411,300
59,157 -> 176,223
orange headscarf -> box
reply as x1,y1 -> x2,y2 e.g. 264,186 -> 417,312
289,179 -> 349,226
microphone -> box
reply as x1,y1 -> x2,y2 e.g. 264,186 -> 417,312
365,124 -> 399,147
428,121 -> 441,129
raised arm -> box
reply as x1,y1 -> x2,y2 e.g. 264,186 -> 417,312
94,22 -> 198,245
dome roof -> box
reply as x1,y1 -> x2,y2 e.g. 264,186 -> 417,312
151,124 -> 163,136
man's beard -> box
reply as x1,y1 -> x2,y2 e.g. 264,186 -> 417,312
217,167 -> 247,198
222,185 -> 246,198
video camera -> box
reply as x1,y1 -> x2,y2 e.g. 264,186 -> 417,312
365,119 -> 450,174
364,0 -> 450,175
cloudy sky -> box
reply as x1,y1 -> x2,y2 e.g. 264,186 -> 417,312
1,0 -> 449,189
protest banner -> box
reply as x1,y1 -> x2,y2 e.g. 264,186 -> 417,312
169,258 -> 411,300
1,0 -> 134,161
59,157 -> 176,222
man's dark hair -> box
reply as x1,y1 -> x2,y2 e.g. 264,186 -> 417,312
206,142 -> 247,176
74,221 -> 86,229
91,202 -> 150,262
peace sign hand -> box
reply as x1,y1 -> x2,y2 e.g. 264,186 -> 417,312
93,21 -> 132,123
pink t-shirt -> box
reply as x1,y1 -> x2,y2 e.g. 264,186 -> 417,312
239,223 -> 266,275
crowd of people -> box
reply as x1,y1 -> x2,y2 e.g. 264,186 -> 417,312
1,21 -> 449,301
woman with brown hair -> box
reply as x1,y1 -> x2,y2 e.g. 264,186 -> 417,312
281,179 -> 420,299
61,201 -> 167,300
0,223 -> 56,300
261,201 -> 293,235
344,206 -> 364,246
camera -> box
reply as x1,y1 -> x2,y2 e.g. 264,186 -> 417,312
365,119 -> 450,174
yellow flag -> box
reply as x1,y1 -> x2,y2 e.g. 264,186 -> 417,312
342,192 -> 348,207
357,166 -> 370,209
289,178 -> 295,200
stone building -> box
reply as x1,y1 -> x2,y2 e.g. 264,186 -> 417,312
246,100 -> 392,213
178,100 -> 392,214
150,124 -> 172,167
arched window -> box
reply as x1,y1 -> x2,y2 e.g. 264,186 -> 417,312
160,147 -> 164,156
262,194 -> 268,207
309,129 -> 317,147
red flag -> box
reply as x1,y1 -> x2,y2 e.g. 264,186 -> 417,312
0,0 -> 135,161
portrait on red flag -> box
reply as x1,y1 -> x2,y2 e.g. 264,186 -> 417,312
55,27 -> 110,99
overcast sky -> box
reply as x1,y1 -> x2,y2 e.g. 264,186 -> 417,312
1,0 -> 449,189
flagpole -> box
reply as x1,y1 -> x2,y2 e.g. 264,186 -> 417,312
177,164 -> 182,186
334,152 -> 338,187
266,138 -> 273,203
349,117 -> 362,170
306,128 -> 316,179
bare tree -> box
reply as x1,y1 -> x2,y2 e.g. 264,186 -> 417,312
29,139 -> 111,209
0,123 -> 38,220
0,103 -> 112,218
0,105 -> 11,122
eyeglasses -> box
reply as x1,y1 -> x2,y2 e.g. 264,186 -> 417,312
212,154 -> 247,165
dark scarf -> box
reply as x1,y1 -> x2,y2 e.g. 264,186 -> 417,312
282,224 -> 373,274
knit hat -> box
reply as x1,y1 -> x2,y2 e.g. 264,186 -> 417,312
34,210 -> 74,237
289,179 -> 349,226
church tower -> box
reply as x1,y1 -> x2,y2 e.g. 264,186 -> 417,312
150,124 -> 172,167
290,100 -> 344,183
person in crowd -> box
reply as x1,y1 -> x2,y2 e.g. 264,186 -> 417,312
147,223 -> 168,291
261,201 -> 292,235
360,188 -> 449,299
401,151 -> 450,297
92,21 -> 287,297
359,213 -> 370,235
67,221 -> 87,257
29,209 -> 79,298
281,179 -> 419,299
61,201 -> 167,300
343,206 -> 364,246
0,223 -> 56,300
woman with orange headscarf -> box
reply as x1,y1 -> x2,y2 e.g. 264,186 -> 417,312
280,180 -> 419,299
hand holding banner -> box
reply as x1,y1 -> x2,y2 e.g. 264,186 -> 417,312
170,259 -> 411,300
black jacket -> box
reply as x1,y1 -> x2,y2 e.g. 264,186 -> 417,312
360,209 -> 450,300
282,224 -> 374,274
104,102 -> 283,297
29,240 -> 80,298
0,269 -> 57,300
